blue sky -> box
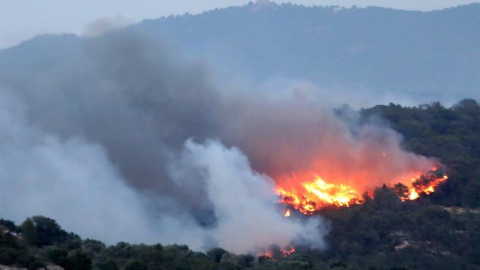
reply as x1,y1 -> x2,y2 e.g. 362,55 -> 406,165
0,0 -> 478,49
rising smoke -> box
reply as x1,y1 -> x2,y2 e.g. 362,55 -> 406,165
0,31 -> 435,253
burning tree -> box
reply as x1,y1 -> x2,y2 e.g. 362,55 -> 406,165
277,169 -> 448,215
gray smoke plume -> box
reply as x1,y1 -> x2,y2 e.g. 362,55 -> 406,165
0,31 -> 435,253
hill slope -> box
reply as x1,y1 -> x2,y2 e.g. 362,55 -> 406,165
1,3 -> 479,104
133,3 -> 480,102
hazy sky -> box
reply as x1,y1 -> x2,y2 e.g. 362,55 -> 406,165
0,0 -> 478,49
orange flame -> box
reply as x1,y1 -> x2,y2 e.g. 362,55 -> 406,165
277,170 -> 447,214
282,247 -> 295,256
403,174 -> 448,201
408,188 -> 419,200
303,176 -> 362,206
258,245 -> 296,259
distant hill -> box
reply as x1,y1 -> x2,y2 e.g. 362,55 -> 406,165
131,3 -> 480,103
1,3 -> 480,104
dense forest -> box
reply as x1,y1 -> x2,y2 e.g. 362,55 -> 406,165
1,99 -> 479,270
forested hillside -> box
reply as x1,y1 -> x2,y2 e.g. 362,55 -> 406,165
2,99 -> 479,270
361,99 -> 480,207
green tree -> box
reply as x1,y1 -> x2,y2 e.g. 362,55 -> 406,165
21,218 -> 38,246
31,216 -> 68,246
95,260 -> 119,270
0,219 -> 17,232
207,247 -> 228,263
124,260 -> 147,270
392,183 -> 410,201
219,253 -> 241,270
46,247 -> 68,264
372,185 -> 401,210
65,250 -> 92,270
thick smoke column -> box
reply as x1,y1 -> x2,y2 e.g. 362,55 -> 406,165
0,90 -> 157,243
0,85 -> 325,253
172,140 -> 324,253
224,97 -> 437,192
0,31 -> 435,252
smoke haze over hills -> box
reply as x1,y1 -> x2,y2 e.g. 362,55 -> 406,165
0,3 -> 478,253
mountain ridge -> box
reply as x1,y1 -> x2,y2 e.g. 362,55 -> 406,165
1,3 -> 479,105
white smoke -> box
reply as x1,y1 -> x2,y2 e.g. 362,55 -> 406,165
0,88 -> 325,252
171,139 -> 325,253
0,90 -> 153,243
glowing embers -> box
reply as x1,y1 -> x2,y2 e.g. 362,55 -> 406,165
259,245 -> 296,260
282,247 -> 296,256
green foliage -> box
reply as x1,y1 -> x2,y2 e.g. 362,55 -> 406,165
372,185 -> 402,210
124,260 -> 147,270
2,195 -> 480,269
0,230 -> 31,266
62,250 -> 92,270
21,218 -> 38,246
46,247 -> 69,264
0,218 -> 18,232
138,243 -> 164,270
31,216 -> 69,246
19,215 -> 76,248
216,253 -> 255,270
15,254 -> 45,270
362,99 -> 480,207
207,247 -> 228,263
84,239 -> 107,254
219,253 -> 241,270
94,260 -> 119,270
46,247 -> 92,270
0,247 -> 21,265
